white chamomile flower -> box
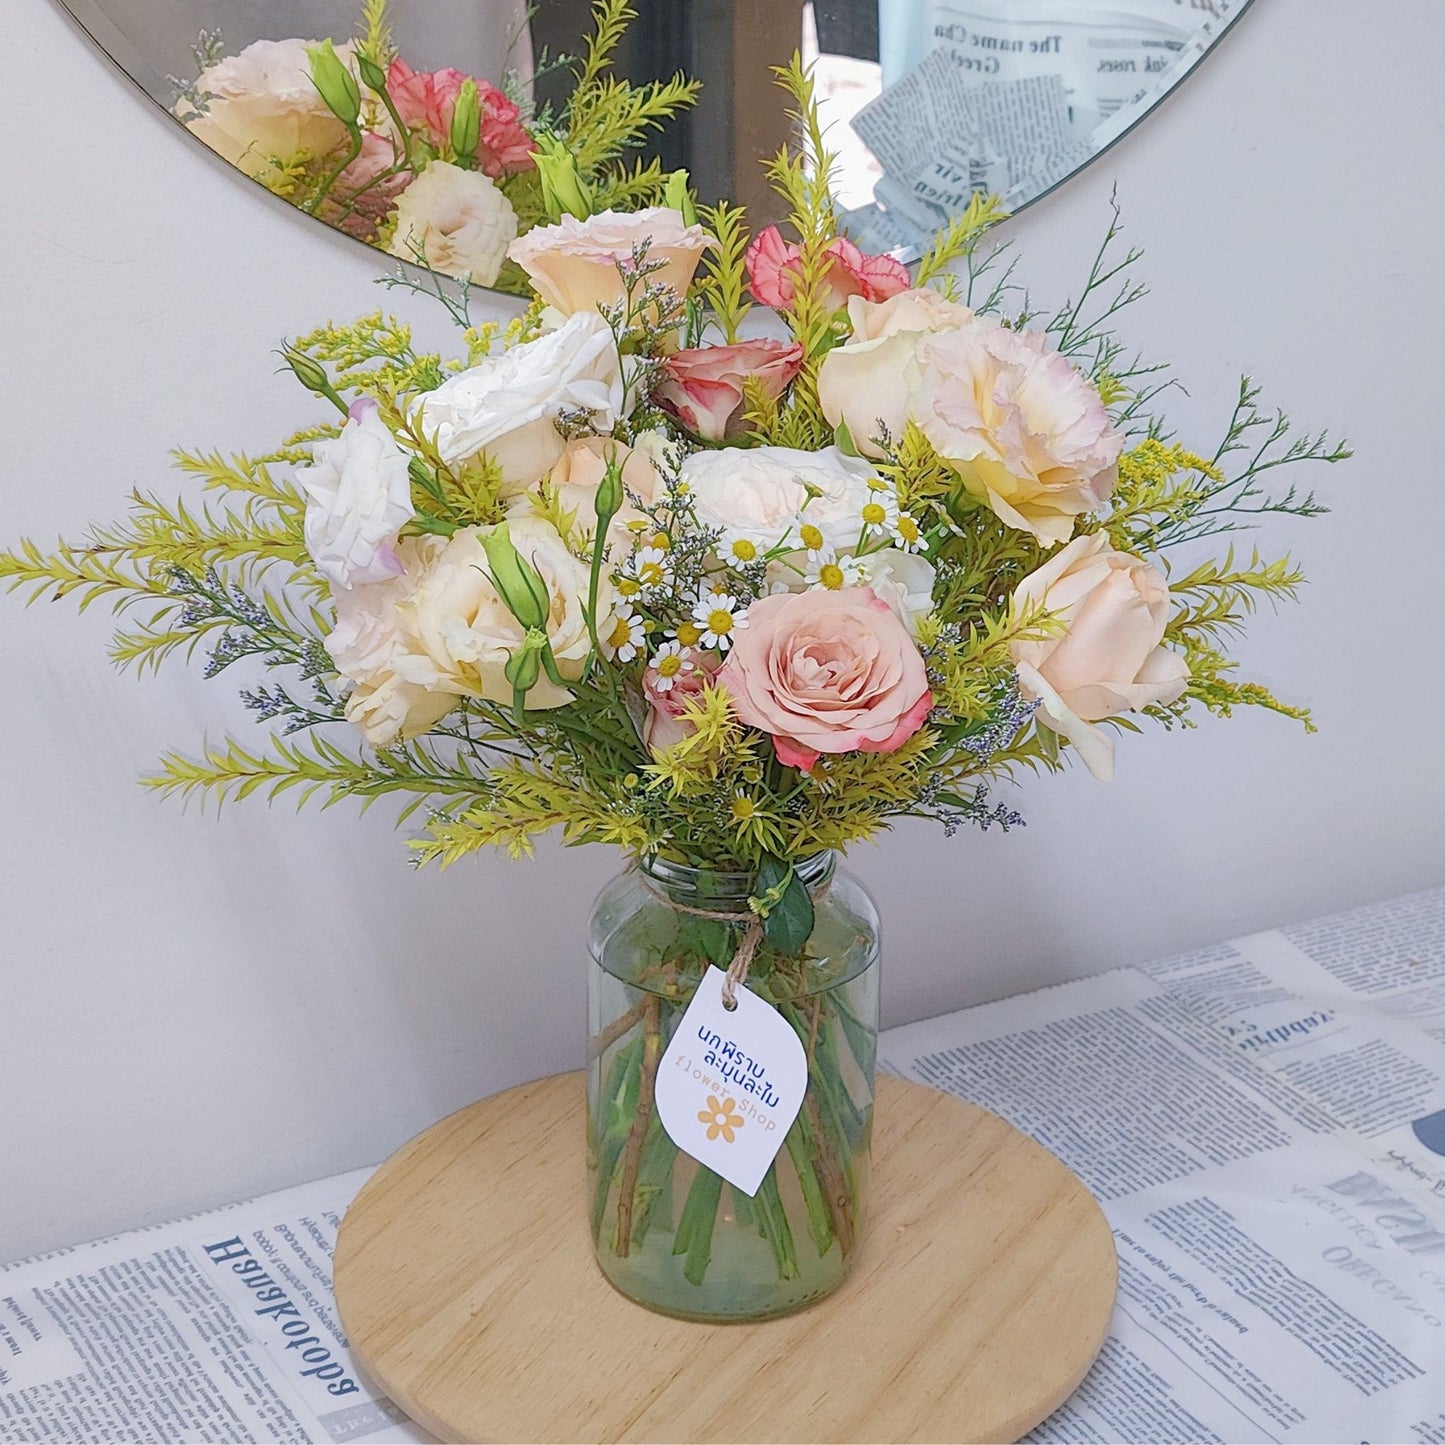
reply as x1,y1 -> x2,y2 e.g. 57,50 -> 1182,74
858,488 -> 900,539
626,545 -> 673,598
647,639 -> 695,692
804,549 -> 867,592
692,589 -> 749,652
795,521 -> 828,554
603,608 -> 646,663
891,510 -> 926,553
719,531 -> 763,568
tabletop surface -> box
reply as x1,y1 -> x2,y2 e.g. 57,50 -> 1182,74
3,882 -> 1444,1444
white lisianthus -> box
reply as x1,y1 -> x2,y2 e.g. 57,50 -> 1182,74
177,38 -> 355,181
386,161 -> 518,285
857,548 -> 936,639
411,312 -> 624,490
325,536 -> 457,746
299,397 -> 414,590
680,444 -> 877,556
400,515 -> 609,710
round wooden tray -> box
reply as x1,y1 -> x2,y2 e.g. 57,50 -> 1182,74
335,1072 -> 1115,1444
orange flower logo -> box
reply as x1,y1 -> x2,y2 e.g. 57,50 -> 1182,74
697,1094 -> 745,1143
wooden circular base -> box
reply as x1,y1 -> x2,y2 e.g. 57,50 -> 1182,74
335,1072 -> 1115,1444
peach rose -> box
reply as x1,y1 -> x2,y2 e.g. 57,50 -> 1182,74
506,207 -> 714,319
744,225 -> 910,313
818,289 -> 979,457
655,339 -> 803,442
717,588 -> 932,771
1010,532 -> 1189,781
385,59 -> 534,177
914,320 -> 1122,546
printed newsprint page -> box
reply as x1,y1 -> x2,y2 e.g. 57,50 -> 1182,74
883,885 -> 1445,1444
0,1173 -> 433,1443
846,0 -> 1238,249
3,884 -> 1443,1443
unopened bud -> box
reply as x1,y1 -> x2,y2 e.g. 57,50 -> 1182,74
594,451 -> 624,524
482,522 -> 550,631
504,629 -> 546,694
356,53 -> 388,95
306,40 -> 360,127
280,344 -> 348,415
533,134 -> 592,221
450,79 -> 481,164
662,169 -> 698,226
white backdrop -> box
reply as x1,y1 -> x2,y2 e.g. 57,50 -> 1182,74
3,0 -> 1442,1261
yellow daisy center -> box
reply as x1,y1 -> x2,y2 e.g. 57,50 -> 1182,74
607,616 -> 634,648
674,622 -> 702,647
730,796 -> 758,821
707,608 -> 735,636
729,538 -> 758,562
649,532 -> 671,552
799,523 -> 825,551
656,652 -> 683,678
861,501 -> 888,526
897,515 -> 921,543
638,560 -> 666,586
616,577 -> 641,598
818,562 -> 845,590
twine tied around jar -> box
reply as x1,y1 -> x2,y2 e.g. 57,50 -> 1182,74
634,867 -> 830,1010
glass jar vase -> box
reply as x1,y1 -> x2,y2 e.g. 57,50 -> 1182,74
587,852 -> 880,1322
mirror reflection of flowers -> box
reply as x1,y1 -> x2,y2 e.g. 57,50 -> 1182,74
171,0 -> 699,290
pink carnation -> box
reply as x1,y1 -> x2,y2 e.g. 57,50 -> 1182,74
716,588 -> 932,772
655,339 -> 803,442
744,225 -> 911,313
386,59 -> 534,177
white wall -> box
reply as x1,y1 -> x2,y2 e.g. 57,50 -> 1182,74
3,0 -> 1442,1261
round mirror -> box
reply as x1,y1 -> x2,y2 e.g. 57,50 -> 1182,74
54,0 -> 1253,291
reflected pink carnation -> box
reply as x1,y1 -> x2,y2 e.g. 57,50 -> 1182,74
716,588 -> 932,772
744,225 -> 910,312
386,59 -> 535,177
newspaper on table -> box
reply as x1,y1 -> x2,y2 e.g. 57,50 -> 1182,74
3,883 -> 1445,1443
844,0 -> 1239,250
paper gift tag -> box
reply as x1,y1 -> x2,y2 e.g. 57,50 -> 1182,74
654,966 -> 808,1197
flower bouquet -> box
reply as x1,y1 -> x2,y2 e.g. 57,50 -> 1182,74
173,0 -> 697,288
3,56 -> 1345,1322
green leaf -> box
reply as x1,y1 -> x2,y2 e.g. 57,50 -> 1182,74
753,855 -> 813,956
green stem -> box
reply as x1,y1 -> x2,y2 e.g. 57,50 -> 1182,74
753,1167 -> 799,1280
305,128 -> 363,216
784,1122 -> 833,1258
673,1166 -> 724,1285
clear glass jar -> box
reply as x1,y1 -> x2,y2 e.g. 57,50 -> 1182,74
587,852 -> 880,1322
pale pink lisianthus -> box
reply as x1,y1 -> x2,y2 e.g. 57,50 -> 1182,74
1010,532 -> 1189,781
716,588 -> 932,772
744,225 -> 911,313
655,339 -> 803,442
914,319 -> 1123,546
507,208 -> 714,320
642,653 -> 721,752
385,59 -> 535,177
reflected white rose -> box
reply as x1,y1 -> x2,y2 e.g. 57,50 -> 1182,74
299,398 -> 414,590
411,312 -> 624,490
386,161 -> 518,285
177,38 -> 354,181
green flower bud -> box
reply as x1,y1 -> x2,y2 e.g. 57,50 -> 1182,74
356,53 -> 389,95
482,522 -> 550,631
533,134 -> 593,221
662,169 -> 698,226
594,449 -> 624,524
504,629 -> 546,693
306,40 -> 361,128
450,79 -> 481,165
279,344 -> 348,415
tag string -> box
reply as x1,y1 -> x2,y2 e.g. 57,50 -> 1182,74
634,868 -> 829,1010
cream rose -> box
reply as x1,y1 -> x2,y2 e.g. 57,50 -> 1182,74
716,587 -> 933,772
178,38 -> 354,180
506,207 -> 714,319
411,312 -> 623,489
397,515 -> 606,710
299,398 -> 414,590
818,289 -> 979,458
1010,532 -> 1189,781
680,444 -> 877,555
512,434 -> 662,552
913,319 -> 1122,546
386,161 -> 518,285
325,536 -> 458,746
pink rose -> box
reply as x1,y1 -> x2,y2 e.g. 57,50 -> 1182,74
716,588 -> 932,772
655,340 -> 804,441
385,59 -> 534,177
1010,533 -> 1190,781
642,653 -> 721,752
744,225 -> 911,312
